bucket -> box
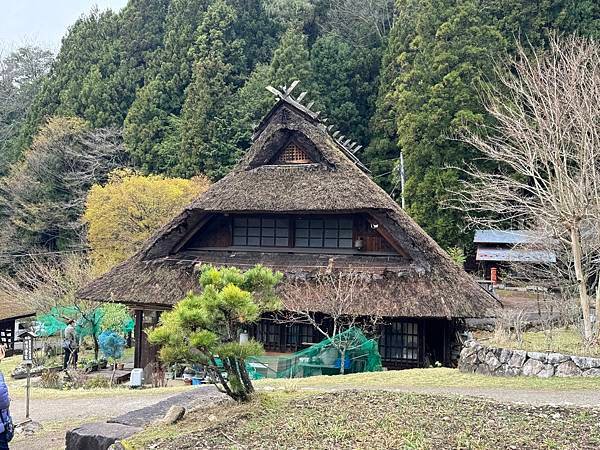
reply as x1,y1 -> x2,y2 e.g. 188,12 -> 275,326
192,377 -> 203,386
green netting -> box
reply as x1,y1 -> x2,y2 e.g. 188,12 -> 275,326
246,327 -> 382,380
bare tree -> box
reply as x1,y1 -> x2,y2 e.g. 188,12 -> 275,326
0,253 -> 105,358
279,270 -> 383,374
454,34 -> 600,341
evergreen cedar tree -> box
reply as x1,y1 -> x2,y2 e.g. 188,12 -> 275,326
1,0 -> 598,266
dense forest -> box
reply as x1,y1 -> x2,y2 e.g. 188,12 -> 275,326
0,0 -> 598,274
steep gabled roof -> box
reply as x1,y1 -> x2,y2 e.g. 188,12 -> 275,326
78,87 -> 499,318
0,298 -> 35,322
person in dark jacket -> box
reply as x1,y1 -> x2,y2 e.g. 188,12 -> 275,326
0,345 -> 11,449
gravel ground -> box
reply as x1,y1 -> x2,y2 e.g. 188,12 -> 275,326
9,391 -> 185,450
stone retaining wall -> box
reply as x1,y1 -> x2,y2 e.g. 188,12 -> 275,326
458,340 -> 600,378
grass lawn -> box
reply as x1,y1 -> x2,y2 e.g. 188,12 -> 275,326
126,390 -> 600,449
0,355 -> 188,400
256,367 -> 600,391
477,327 -> 600,357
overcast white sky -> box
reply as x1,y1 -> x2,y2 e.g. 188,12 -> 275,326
1,0 -> 129,51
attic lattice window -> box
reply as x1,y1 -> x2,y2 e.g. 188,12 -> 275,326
274,143 -> 312,164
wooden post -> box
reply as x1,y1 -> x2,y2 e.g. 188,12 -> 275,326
26,364 -> 31,420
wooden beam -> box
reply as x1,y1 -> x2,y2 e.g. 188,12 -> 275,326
367,215 -> 409,258
171,213 -> 213,254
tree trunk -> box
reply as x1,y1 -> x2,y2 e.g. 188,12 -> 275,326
238,359 -> 254,394
339,347 -> 346,375
93,334 -> 99,360
596,282 -> 600,341
571,226 -> 592,341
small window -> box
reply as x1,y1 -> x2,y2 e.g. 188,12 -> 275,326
233,216 -> 289,247
294,217 -> 353,249
274,142 -> 312,164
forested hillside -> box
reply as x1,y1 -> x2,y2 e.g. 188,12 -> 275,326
0,0 -> 598,273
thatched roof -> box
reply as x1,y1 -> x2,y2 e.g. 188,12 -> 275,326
78,95 -> 499,319
0,298 -> 35,322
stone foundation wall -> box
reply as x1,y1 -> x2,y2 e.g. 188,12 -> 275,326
458,340 -> 600,378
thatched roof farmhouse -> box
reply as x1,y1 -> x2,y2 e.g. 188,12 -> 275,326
79,84 -> 498,370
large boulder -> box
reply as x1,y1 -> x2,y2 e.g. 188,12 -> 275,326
508,350 -> 527,368
555,360 -> 582,377
583,368 -> 600,377
537,364 -> 555,378
66,422 -> 141,450
162,406 -> 186,425
522,358 -> 545,376
527,352 -> 548,363
499,348 -> 513,364
571,356 -> 600,370
484,351 -> 502,372
546,353 -> 570,365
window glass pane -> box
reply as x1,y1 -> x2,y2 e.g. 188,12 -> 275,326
234,217 -> 247,226
262,218 -> 274,227
295,228 -> 308,238
247,236 -> 260,246
295,238 -> 309,247
276,227 -> 289,237
339,218 -> 353,229
248,217 -> 260,227
339,239 -> 353,248
296,219 -> 309,228
233,227 -> 247,236
275,237 -> 289,247
233,236 -> 246,245
276,219 -> 288,228
324,219 -> 338,228
324,238 -> 338,248
248,227 -> 260,237
309,229 -> 323,238
309,238 -> 323,247
262,227 -> 274,237
324,229 -> 338,238
310,219 -> 324,228
261,237 -> 275,246
339,229 -> 353,239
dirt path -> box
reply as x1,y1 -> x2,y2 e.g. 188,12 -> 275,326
9,392 -> 183,450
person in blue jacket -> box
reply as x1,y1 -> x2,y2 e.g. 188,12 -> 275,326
0,344 -> 11,449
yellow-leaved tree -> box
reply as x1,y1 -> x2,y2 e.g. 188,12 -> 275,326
84,169 -> 210,275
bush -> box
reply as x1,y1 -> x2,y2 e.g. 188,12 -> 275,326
39,370 -> 62,389
84,375 -> 111,389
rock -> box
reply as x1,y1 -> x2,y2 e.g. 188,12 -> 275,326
484,351 -> 502,371
499,348 -> 513,364
527,352 -> 548,363
508,350 -> 527,368
571,356 -> 600,370
582,368 -> 600,377
546,353 -> 570,365
537,364 -> 555,378
108,443 -> 127,450
521,358 -> 545,376
463,351 -> 478,365
162,406 -> 186,425
475,364 -> 491,376
66,422 -> 141,450
555,360 -> 582,377
16,420 -> 43,436
476,349 -> 486,363
504,366 -> 521,377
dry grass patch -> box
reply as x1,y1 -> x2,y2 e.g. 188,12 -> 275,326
127,390 -> 600,449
